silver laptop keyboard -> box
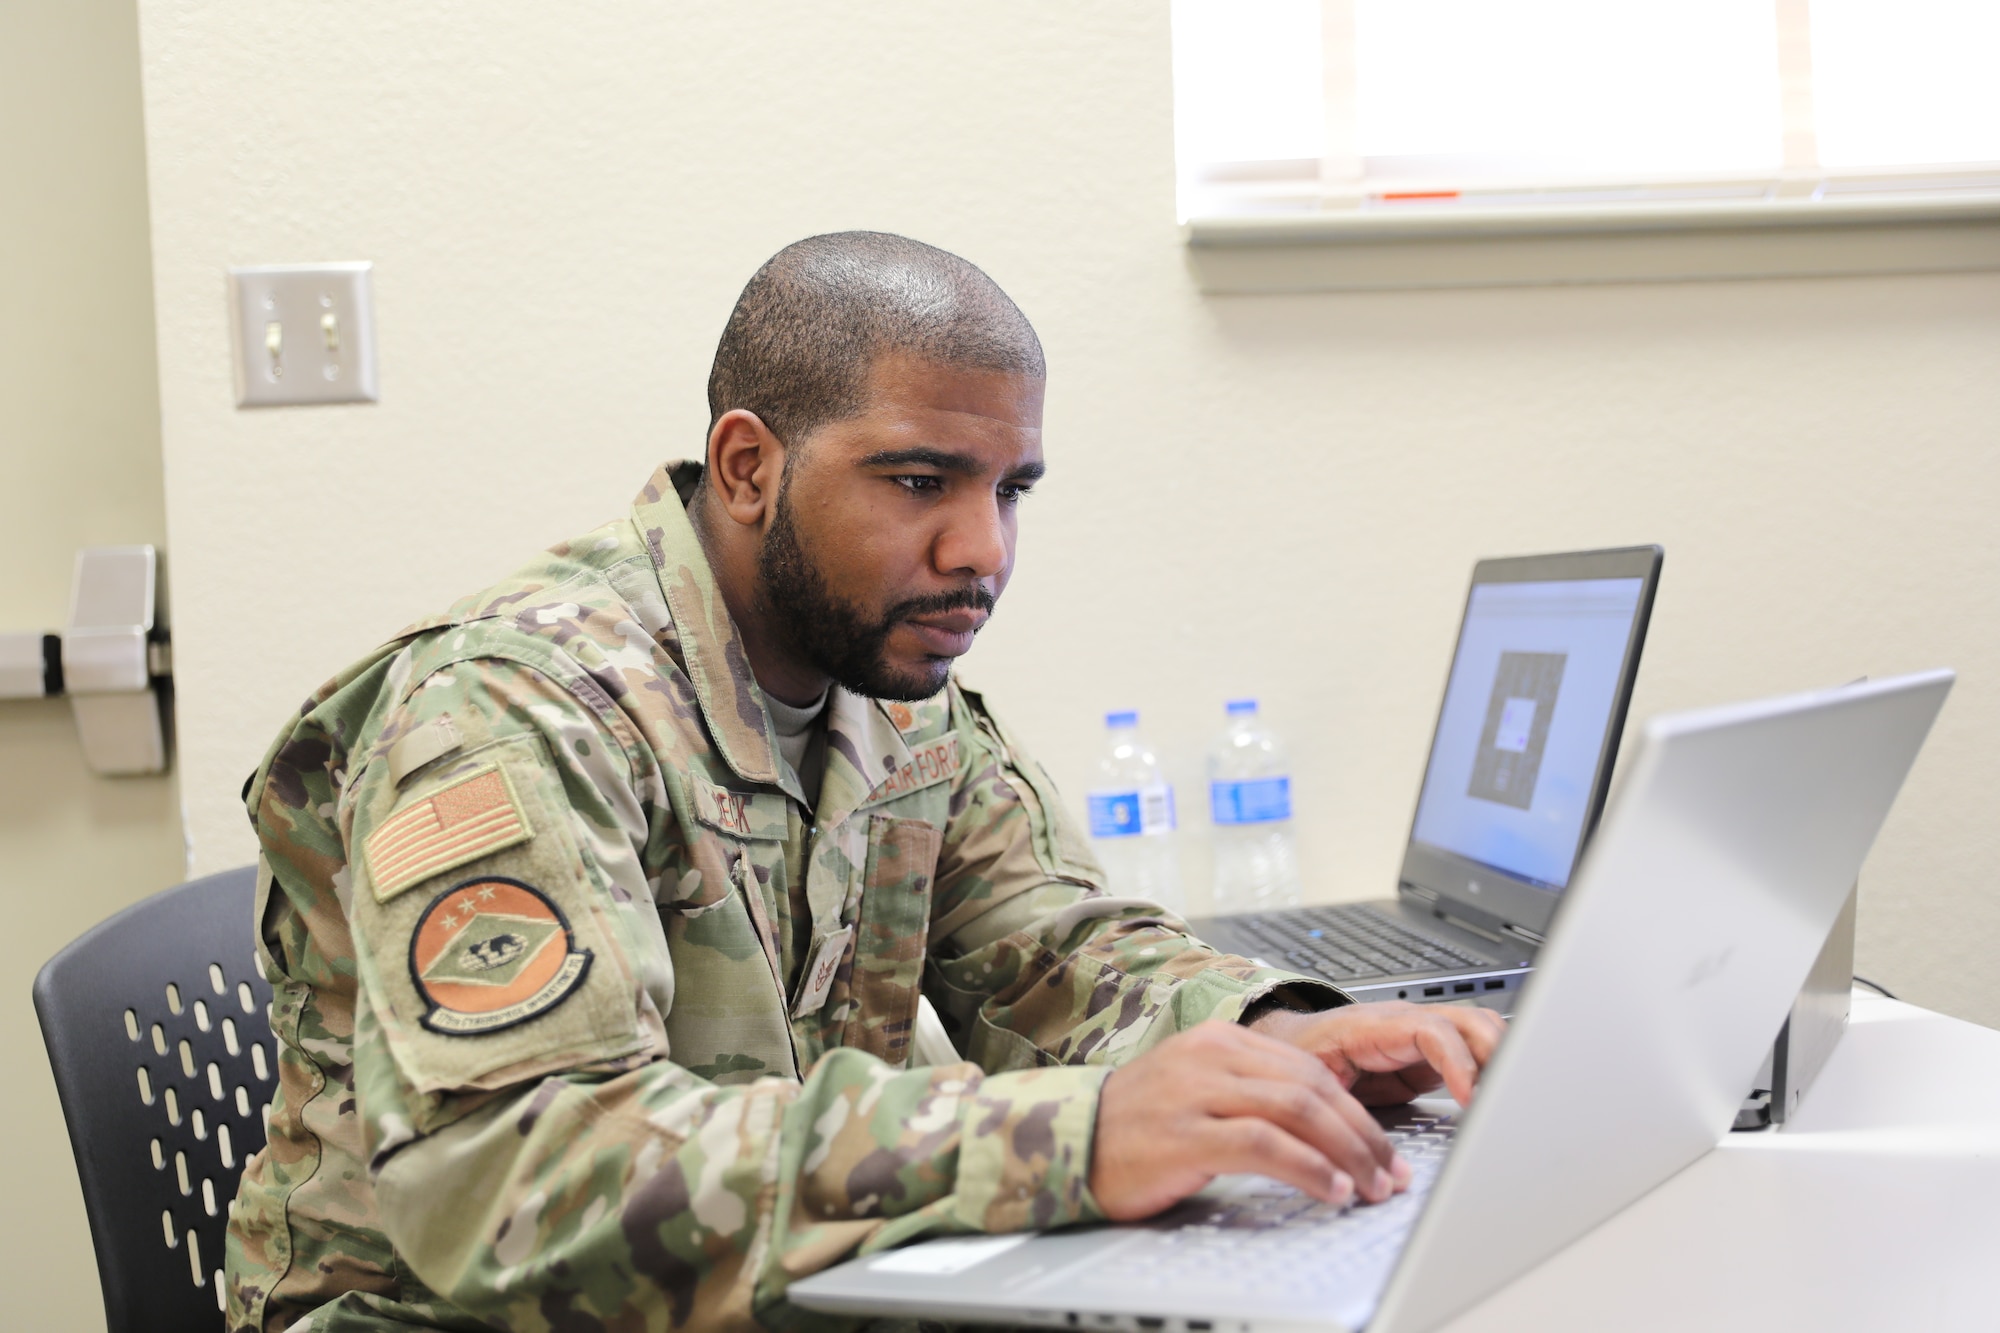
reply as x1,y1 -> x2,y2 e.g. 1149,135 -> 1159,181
1069,1110 -> 1458,1304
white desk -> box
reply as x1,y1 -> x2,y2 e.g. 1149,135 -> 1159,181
1446,993 -> 2000,1331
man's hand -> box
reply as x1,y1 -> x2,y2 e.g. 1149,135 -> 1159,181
1088,1004 -> 1506,1223
1090,1021 -> 1407,1220
1247,1000 -> 1507,1108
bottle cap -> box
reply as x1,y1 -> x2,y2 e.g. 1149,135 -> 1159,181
1105,710 -> 1139,728
1225,699 -> 1258,716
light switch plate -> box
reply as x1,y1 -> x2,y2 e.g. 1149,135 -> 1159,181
228,262 -> 378,407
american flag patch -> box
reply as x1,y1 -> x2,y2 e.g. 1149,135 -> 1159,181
365,765 -> 533,903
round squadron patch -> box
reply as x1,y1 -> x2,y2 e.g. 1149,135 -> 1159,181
409,878 -> 592,1035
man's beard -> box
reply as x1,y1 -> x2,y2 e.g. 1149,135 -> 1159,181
755,481 -> 995,702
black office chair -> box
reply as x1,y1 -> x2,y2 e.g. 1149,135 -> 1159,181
33,866 -> 276,1333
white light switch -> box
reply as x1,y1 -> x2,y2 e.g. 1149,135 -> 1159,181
228,262 -> 378,407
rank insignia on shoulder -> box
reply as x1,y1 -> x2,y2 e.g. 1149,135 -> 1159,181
365,764 -> 533,902
409,878 -> 591,1035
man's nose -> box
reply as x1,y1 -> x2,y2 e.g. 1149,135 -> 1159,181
934,495 -> 1009,580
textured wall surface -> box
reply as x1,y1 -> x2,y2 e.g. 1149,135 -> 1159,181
2,1 -> 187,1327
138,3 -> 1999,1025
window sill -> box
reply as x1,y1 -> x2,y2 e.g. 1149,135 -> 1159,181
1184,193 -> 2000,293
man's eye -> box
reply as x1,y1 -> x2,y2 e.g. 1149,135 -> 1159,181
998,484 -> 1034,504
893,475 -> 944,495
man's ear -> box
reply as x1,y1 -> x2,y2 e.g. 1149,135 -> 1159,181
705,409 -> 788,529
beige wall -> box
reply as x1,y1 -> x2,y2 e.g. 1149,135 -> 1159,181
1,0 -> 186,1327
138,4 -> 2000,1026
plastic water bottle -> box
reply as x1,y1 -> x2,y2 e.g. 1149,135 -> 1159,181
1208,699 -> 1301,911
1086,711 -> 1183,911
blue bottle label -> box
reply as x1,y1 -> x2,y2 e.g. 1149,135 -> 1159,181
1210,776 -> 1292,825
1089,792 -> 1141,837
1089,785 -> 1176,837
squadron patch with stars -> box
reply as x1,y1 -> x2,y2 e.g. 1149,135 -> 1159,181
409,877 -> 592,1035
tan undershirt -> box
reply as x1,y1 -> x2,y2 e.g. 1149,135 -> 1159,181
764,687 -> 830,811
765,688 -> 830,985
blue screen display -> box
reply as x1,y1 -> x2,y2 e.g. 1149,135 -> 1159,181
1410,577 -> 1643,891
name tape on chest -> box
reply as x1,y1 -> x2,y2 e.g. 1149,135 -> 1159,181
871,735 -> 961,803
365,764 -> 534,902
692,776 -> 786,840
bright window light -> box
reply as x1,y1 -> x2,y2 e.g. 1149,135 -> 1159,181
1170,0 -> 1322,167
1354,0 -> 1779,176
1172,0 -> 2000,223
1811,0 -> 2000,168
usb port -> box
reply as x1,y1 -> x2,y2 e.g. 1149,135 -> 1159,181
1453,982 -> 1475,994
1138,1320 -> 1165,1330
1486,978 -> 1506,990
1189,1324 -> 1213,1331
1423,986 -> 1444,997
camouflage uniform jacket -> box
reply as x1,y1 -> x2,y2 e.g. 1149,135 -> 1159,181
226,461 -> 1342,1333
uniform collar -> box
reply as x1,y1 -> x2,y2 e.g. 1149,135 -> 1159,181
632,462 -> 789,792
631,462 -> 916,815
817,685 -> 917,829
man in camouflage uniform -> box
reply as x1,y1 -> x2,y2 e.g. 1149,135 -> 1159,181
227,233 -> 1504,1332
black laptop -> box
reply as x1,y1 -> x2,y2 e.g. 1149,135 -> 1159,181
1190,545 -> 1662,1011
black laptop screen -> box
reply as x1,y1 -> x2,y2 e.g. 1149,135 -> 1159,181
1409,577 -> 1645,893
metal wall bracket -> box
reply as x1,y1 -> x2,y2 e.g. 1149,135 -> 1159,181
0,546 -> 172,775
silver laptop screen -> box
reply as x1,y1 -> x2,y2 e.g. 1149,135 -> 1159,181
1409,577 -> 1645,892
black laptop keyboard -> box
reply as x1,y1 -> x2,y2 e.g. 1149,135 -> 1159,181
1227,903 -> 1486,980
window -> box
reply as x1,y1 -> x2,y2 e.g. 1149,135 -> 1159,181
1172,0 -> 2000,229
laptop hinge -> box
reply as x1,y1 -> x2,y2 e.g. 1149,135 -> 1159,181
1401,883 -> 1440,904
1501,922 -> 1547,947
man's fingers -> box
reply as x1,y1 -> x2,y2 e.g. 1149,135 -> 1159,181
1453,1005 -> 1508,1067
1423,1006 -> 1506,1104
1410,1018 -> 1484,1106
1209,1077 -> 1400,1202
1215,1034 -> 1401,1179
1302,1004 -> 1510,1107
1219,1024 -> 1360,1101
1350,1066 -> 1443,1107
1228,1024 -> 1385,1114
1203,1116 -> 1354,1207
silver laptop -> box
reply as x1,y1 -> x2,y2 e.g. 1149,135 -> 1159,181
1191,546 -> 1662,1013
792,668 -> 1952,1333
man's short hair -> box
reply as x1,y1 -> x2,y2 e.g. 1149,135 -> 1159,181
706,232 -> 1045,448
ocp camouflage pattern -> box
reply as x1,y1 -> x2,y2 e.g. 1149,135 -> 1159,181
226,461 -> 1339,1333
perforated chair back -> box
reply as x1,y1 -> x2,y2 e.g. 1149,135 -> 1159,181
33,866 -> 275,1333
